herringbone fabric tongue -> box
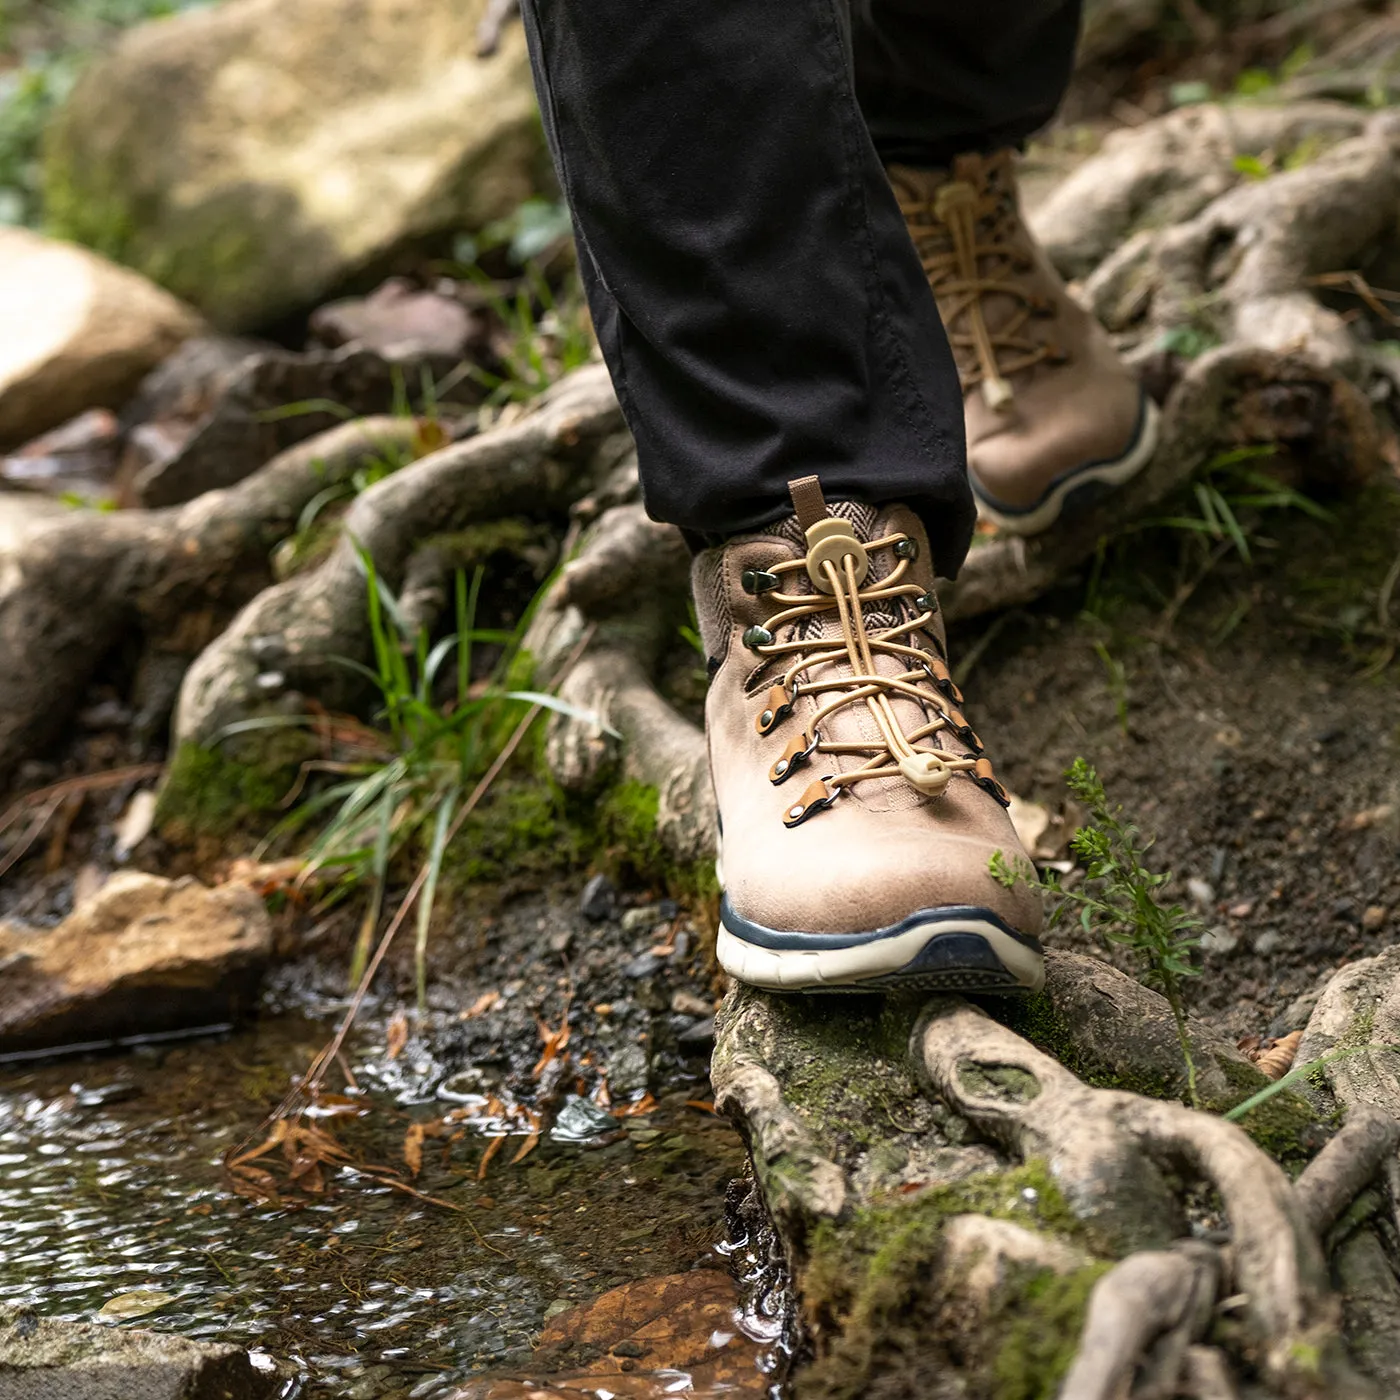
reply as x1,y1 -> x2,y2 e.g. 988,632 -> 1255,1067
769,502 -> 901,637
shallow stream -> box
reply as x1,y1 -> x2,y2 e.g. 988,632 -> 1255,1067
0,1005 -> 768,1398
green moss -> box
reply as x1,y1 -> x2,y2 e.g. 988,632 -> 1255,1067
801,1162 -> 1096,1400
992,1263 -> 1113,1400
156,738 -> 309,842
589,779 -> 718,903
440,776 -> 584,889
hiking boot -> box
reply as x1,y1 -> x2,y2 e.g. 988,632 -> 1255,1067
892,151 -> 1158,536
693,474 -> 1044,994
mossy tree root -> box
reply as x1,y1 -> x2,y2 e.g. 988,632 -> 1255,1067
0,415 -> 424,784
170,365 -> 632,755
712,948 -> 1399,1399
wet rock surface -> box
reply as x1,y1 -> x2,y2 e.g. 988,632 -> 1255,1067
0,1304 -> 280,1400
0,873 -> 271,1054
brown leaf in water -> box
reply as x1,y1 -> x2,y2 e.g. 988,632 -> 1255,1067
404,1119 -> 448,1178
1257,1030 -> 1303,1081
477,1134 -> 506,1180
386,1008 -> 410,1060
509,1113 -> 542,1166
226,1118 -> 290,1170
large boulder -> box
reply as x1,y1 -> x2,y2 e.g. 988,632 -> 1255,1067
0,1306 -> 280,1400
0,873 -> 271,1054
43,0 -> 549,331
0,229 -> 201,448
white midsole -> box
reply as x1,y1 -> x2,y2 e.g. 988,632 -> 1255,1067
976,396 -> 1161,538
716,918 -> 1045,992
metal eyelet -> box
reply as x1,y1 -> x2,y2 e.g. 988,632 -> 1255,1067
915,590 -> 939,615
741,569 -> 781,595
973,757 -> 1011,807
742,624 -> 774,651
894,538 -> 919,561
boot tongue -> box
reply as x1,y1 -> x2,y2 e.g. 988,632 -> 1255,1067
772,505 -> 939,809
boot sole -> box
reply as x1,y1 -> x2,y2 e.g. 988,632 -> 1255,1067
972,392 -> 1160,537
716,899 -> 1045,995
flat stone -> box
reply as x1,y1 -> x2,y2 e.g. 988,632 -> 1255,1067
0,229 -> 200,448
0,1305 -> 280,1399
0,872 -> 271,1054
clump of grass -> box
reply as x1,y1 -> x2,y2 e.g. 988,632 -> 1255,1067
463,263 -> 594,406
992,758 -> 1204,1107
226,548 -> 599,1009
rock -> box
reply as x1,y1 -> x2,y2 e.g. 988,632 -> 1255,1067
604,1042 -> 649,1098
1363,905 -> 1389,932
0,1304 -> 280,1399
0,495 -> 70,556
309,278 -> 483,358
620,904 -> 665,935
1,410 -> 122,499
670,990 -> 712,1017
623,952 -> 661,980
1186,877 -> 1215,909
0,873 -> 271,1054
549,1094 -> 617,1145
579,874 -> 616,923
1253,929 -> 1283,957
45,0 -> 548,330
1200,925 -> 1240,956
129,344 -> 472,507
0,229 -> 200,448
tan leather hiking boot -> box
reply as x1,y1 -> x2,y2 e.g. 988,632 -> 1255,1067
892,151 -> 1158,536
693,475 -> 1044,993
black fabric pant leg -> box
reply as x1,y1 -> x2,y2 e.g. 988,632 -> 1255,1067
852,0 -> 1082,168
518,0 -> 975,574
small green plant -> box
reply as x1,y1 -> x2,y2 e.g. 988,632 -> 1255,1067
1091,640 -> 1129,736
463,263 -> 594,406
992,758 -> 1204,1107
225,548 -> 599,1009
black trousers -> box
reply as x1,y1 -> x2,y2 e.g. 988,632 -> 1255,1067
519,0 -> 1081,575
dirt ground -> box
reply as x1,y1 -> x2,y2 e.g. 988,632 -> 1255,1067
962,471 -> 1400,1044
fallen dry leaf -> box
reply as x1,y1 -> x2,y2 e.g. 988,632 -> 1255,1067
386,1008 -> 410,1060
477,1134 -> 506,1180
1257,1030 -> 1303,1081
461,990 -> 502,1020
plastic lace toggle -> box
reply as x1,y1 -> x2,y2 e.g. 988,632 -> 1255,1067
898,752 -> 952,796
803,517 -> 868,595
769,730 -> 817,785
782,778 -> 839,828
755,684 -> 795,736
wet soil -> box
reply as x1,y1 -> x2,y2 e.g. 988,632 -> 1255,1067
961,472 -> 1400,1043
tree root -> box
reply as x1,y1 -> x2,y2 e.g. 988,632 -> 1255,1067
0,415 -> 426,782
713,952 -> 1400,1399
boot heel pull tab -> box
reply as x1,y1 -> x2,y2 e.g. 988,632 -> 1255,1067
788,475 -> 828,531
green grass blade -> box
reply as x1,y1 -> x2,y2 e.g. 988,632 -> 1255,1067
415,789 -> 458,1014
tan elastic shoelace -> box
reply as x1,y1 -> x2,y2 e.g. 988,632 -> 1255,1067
746,484 -> 1008,829
897,161 -> 1066,411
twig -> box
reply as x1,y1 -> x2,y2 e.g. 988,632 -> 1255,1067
1294,1105 -> 1400,1237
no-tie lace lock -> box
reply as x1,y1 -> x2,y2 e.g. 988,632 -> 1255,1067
804,518 -> 868,595
898,752 -> 952,796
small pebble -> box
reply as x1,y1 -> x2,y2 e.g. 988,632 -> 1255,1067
678,1016 -> 716,1048
671,990 -> 712,1017
579,873 -> 616,922
1200,926 -> 1239,956
1363,905 -> 1388,932
621,904 -> 665,935
1253,929 -> 1282,956
1187,877 -> 1215,909
623,952 -> 661,979
1229,901 -> 1254,919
